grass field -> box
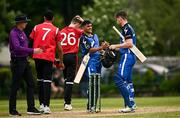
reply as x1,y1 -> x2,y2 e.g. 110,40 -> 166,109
0,97 -> 180,118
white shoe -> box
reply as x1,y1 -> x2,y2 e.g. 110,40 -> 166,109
132,104 -> 138,110
64,104 -> 73,111
43,106 -> 51,114
118,107 -> 134,113
39,104 -> 44,113
125,104 -> 138,110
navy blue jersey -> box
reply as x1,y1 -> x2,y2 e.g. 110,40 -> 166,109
80,34 -> 100,59
80,34 -> 102,79
119,23 -> 136,55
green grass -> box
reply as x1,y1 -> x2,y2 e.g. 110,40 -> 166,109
0,96 -> 180,118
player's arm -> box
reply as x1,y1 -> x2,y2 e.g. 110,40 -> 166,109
89,43 -> 108,53
109,39 -> 133,50
110,27 -> 133,50
57,42 -> 64,63
29,25 -> 37,40
89,35 -> 109,53
56,32 -> 65,70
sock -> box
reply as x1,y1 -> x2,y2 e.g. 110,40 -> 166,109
43,81 -> 51,106
64,80 -> 73,104
37,80 -> 44,105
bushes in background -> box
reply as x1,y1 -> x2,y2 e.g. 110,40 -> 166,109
0,63 -> 180,98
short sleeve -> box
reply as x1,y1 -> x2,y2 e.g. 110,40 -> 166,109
80,35 -> 91,50
29,25 -> 37,40
124,27 -> 133,39
76,28 -> 83,37
56,30 -> 62,42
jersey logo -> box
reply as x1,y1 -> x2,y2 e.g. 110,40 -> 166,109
124,28 -> 128,34
83,39 -> 86,45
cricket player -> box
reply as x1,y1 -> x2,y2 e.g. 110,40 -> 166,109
57,15 -> 84,110
80,20 -> 108,111
29,10 -> 64,114
109,10 -> 137,113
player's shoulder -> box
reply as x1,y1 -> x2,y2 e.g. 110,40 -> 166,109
60,26 -> 69,32
93,34 -> 98,37
125,23 -> 134,31
75,28 -> 83,33
92,34 -> 99,40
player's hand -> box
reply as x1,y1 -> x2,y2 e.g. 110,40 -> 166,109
54,59 -> 65,70
59,63 -> 65,70
101,42 -> 109,49
75,15 -> 84,22
109,45 -> 117,50
104,41 -> 110,47
33,48 -> 43,54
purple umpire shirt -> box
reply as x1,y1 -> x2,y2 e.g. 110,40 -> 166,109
9,27 -> 34,58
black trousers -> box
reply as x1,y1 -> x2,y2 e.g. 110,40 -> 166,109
34,59 -> 53,107
63,53 -> 77,104
9,57 -> 35,112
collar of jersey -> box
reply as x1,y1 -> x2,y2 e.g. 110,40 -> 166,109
43,21 -> 52,25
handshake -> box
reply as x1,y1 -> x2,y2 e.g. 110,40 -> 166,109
100,41 -> 110,50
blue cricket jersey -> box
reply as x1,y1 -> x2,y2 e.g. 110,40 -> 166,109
80,34 -> 100,60
120,23 -> 136,55
80,33 -> 101,77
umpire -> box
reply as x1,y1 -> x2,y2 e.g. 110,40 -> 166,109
9,15 -> 42,116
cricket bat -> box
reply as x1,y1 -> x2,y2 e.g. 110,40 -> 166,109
112,26 -> 147,63
74,53 -> 90,84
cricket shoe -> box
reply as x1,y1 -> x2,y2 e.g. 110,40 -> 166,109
118,107 -> 135,113
132,104 -> 138,110
64,104 -> 73,111
43,106 -> 51,114
9,110 -> 21,116
39,104 -> 44,113
27,107 -> 41,115
125,104 -> 138,110
87,107 -> 95,112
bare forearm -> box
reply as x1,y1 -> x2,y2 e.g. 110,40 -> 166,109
109,39 -> 133,50
89,46 -> 103,53
115,42 -> 133,48
57,42 -> 63,63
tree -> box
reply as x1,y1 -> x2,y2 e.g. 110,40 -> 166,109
82,0 -> 156,55
135,0 -> 180,56
0,0 -> 93,45
0,0 -> 17,45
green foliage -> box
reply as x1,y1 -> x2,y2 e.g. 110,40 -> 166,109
0,0 -> 93,46
0,59 -> 38,98
160,72 -> 180,93
133,68 -> 166,96
82,0 -> 156,55
0,67 -> 11,96
136,0 -> 180,55
0,0 -> 18,44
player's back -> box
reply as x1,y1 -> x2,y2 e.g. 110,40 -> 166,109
58,26 -> 83,54
30,21 -> 59,61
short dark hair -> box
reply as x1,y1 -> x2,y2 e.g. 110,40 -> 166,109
81,20 -> 92,27
115,10 -> 127,19
71,16 -> 83,24
44,10 -> 54,21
